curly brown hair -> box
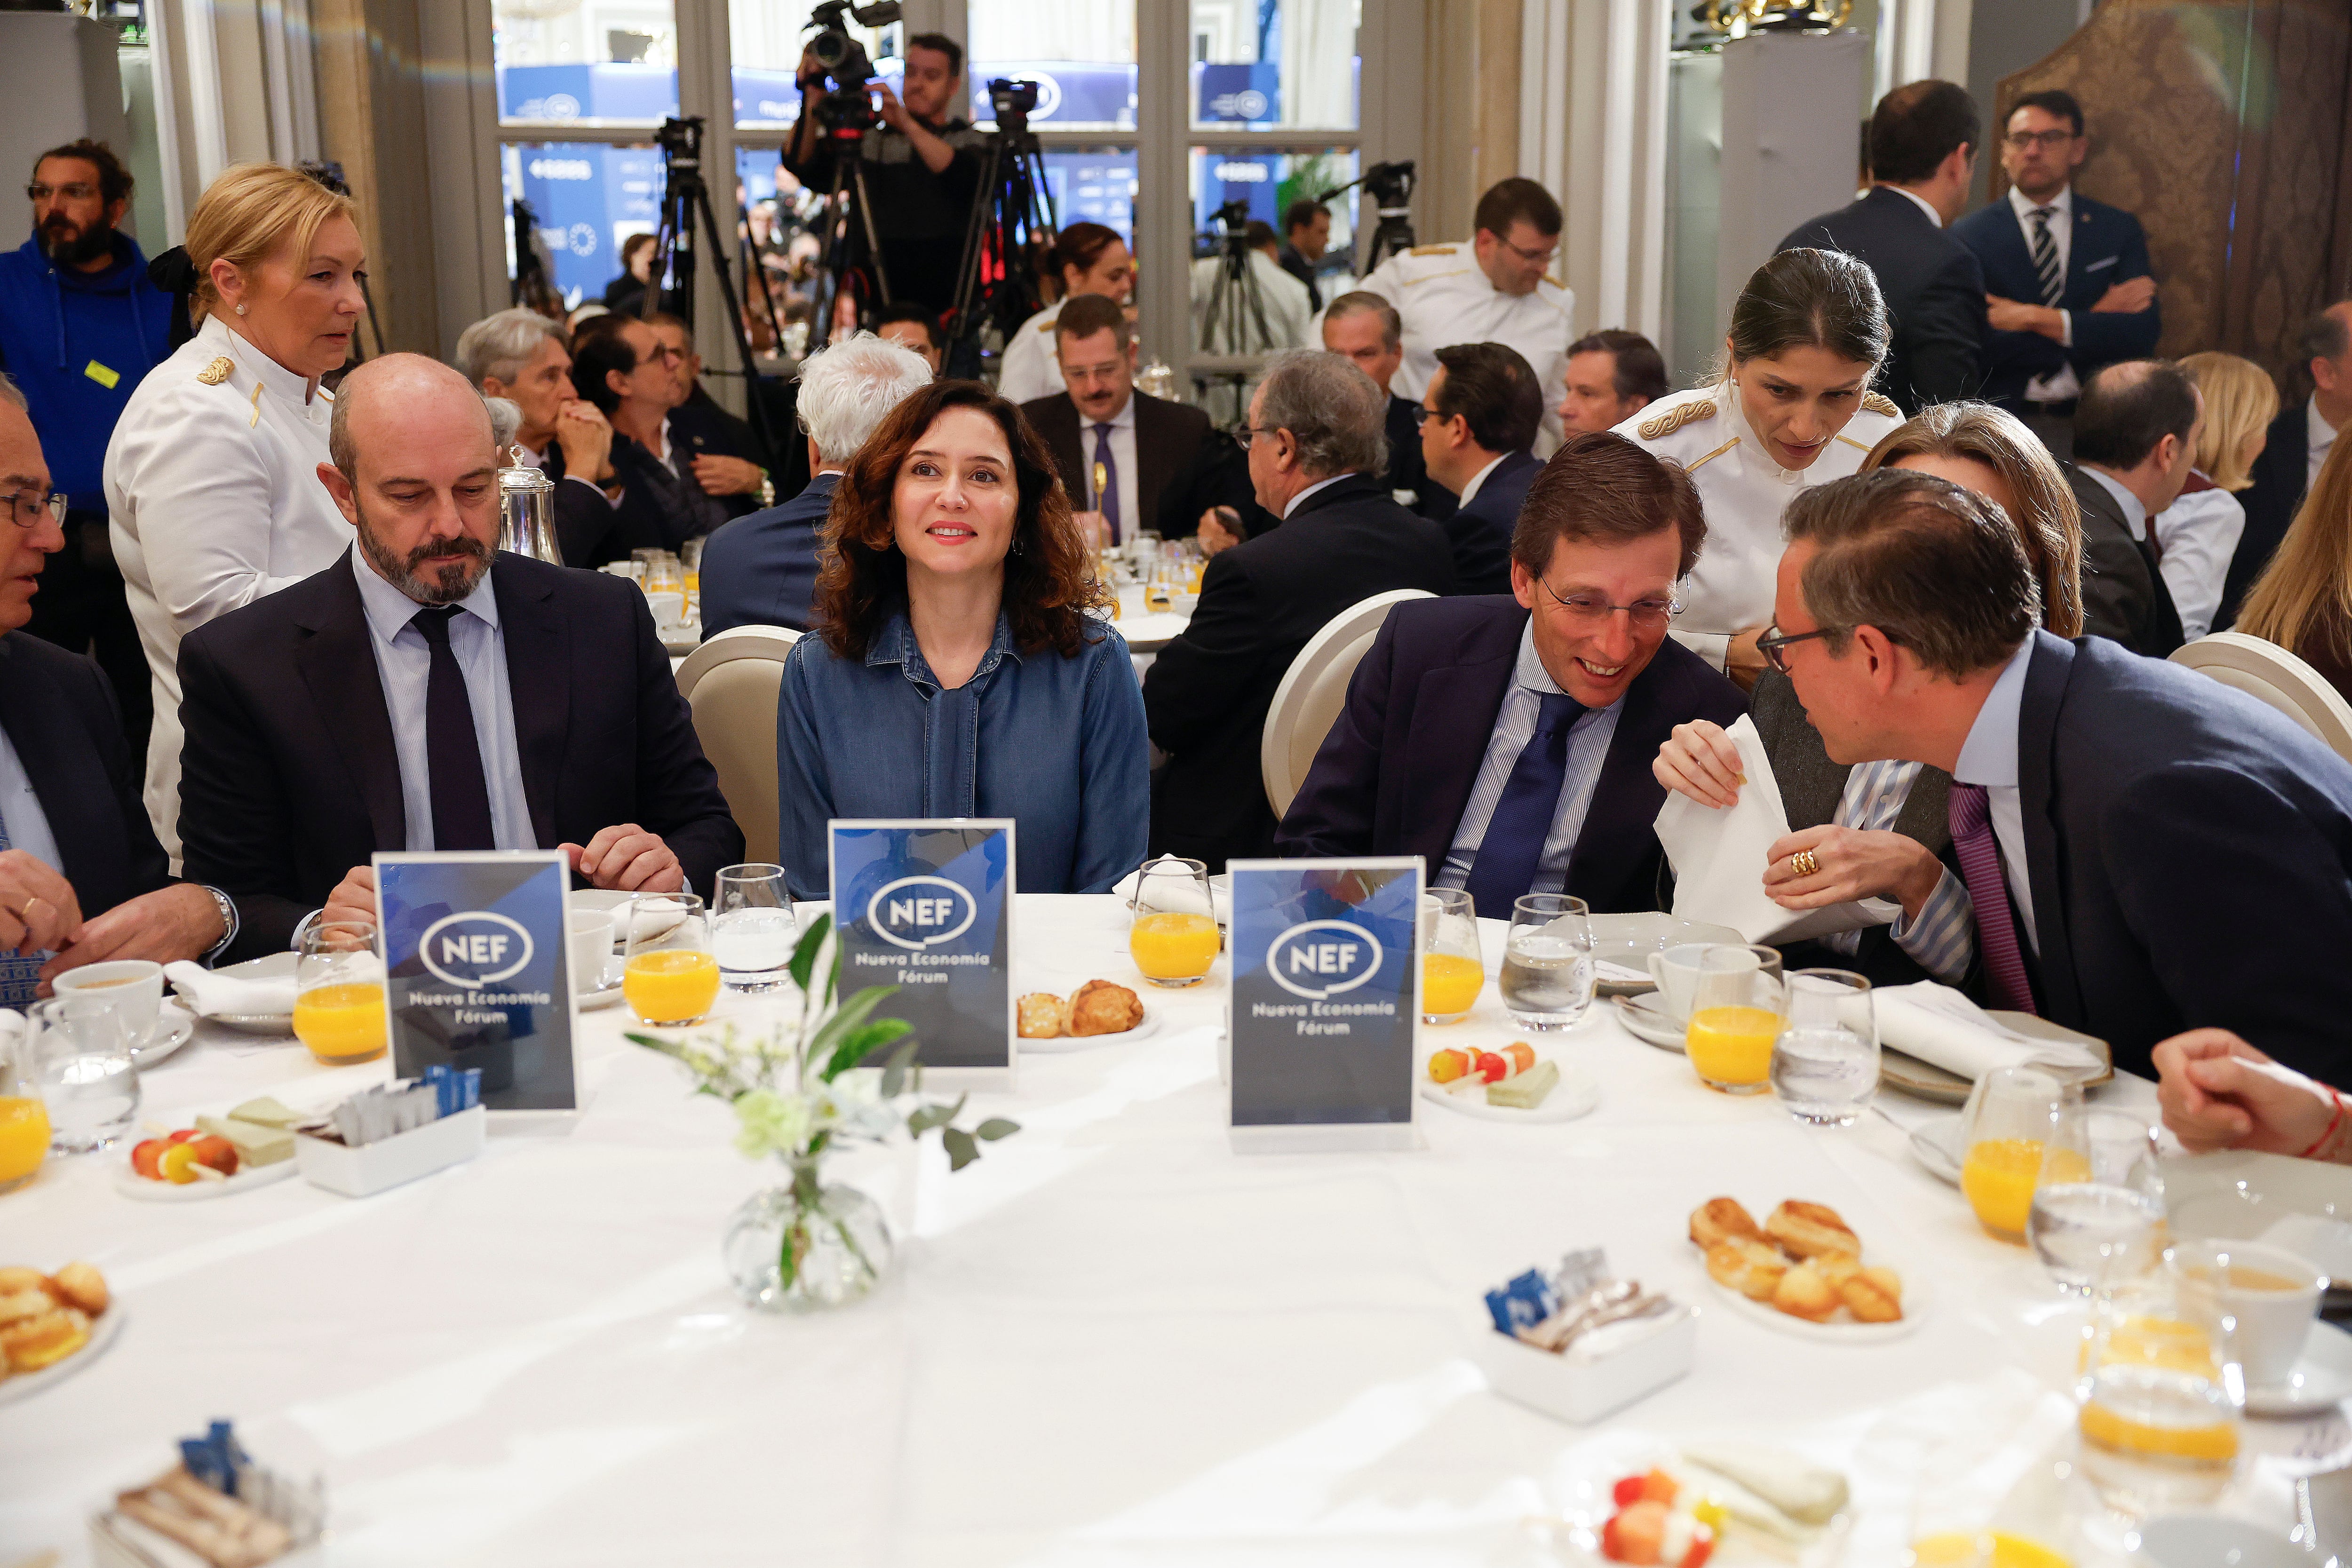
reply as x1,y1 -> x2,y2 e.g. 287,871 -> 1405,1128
813,380 -> 1106,661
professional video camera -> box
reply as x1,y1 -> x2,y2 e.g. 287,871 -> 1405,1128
804,0 -> 902,133
988,77 -> 1041,123
1320,159 -> 1417,277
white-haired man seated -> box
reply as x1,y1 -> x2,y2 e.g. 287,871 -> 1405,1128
696,333 -> 932,639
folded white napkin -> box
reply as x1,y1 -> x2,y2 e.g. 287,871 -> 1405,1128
1848,981 -> 2099,1082
164,961 -> 298,1018
1112,858 -> 1224,921
1654,716 -> 1893,944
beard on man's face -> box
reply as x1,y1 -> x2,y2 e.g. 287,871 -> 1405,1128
354,497 -> 493,605
39,215 -> 113,269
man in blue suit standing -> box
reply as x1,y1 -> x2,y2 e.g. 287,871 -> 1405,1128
698,334 -> 932,640
1421,342 -> 1545,596
1953,91 -> 2160,458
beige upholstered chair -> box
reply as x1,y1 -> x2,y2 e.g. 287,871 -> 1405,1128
2170,630 -> 2352,766
675,625 -> 801,865
1259,589 -> 1437,817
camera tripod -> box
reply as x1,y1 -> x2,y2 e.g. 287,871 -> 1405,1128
1192,203 -> 1280,422
804,107 -> 894,351
1319,159 -> 1417,278
644,116 -> 782,456
945,79 -> 1057,379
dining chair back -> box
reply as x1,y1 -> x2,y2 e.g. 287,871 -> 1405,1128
675,625 -> 801,865
1260,589 -> 1437,817
2170,630 -> 2352,766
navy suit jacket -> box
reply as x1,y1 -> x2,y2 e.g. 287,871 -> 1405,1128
2013,630 -> 2352,1082
0,631 -> 172,918
1442,449 -> 1542,597
178,550 -> 744,960
1780,186 -> 1986,414
2219,402 -> 2313,630
1274,596 -> 1746,914
1951,192 -> 2160,411
698,472 -> 836,638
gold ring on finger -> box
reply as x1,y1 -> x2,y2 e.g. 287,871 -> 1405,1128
1790,851 -> 1819,877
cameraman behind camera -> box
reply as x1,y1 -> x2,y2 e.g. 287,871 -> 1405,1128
786,28 -> 986,319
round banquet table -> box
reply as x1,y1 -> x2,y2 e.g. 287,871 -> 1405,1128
2,895 -> 2337,1565
1102,581 -> 1192,661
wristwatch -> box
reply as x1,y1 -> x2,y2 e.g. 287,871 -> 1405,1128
199,884 -> 239,962
758,467 -> 775,507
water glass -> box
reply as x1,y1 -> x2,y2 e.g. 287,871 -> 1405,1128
623,892 -> 719,1026
712,864 -> 796,992
31,997 -> 139,1153
1500,893 -> 1594,1030
294,919 -> 388,1066
1770,969 -> 1877,1126
2076,1268 -> 2242,1518
1679,945 -> 1784,1093
1418,887 -> 1484,1024
1128,857 -> 1219,987
2027,1093 -> 2166,1296
1958,1065 -> 2067,1241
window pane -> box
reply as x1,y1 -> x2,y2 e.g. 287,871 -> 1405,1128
501,143 -> 664,309
1189,0 -> 1358,131
495,0 -> 678,129
1043,149 -> 1139,239
735,145 -> 825,354
1190,146 -> 1355,279
969,0 -> 1136,130
731,0 -> 899,129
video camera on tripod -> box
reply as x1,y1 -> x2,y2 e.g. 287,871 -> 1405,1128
803,0 -> 903,135
1318,159 -> 1418,277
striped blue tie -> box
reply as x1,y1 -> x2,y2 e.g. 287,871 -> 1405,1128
0,803 -> 47,1009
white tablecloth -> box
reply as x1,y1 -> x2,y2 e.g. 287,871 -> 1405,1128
2,896 -> 2334,1564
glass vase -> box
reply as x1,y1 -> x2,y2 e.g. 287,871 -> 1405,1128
723,1155 -> 893,1312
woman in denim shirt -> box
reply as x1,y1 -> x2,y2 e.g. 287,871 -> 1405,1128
777,380 -> 1149,897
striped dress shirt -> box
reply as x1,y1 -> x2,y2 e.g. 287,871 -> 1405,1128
1818,757 -> 1974,984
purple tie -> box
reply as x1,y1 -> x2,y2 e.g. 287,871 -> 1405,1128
1948,781 -> 2037,1014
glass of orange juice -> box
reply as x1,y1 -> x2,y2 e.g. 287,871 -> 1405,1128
0,1018 -> 49,1193
1679,945 -> 1784,1093
295,919 -> 388,1066
1958,1065 -> 2066,1241
623,892 -> 721,1026
2075,1270 -> 2242,1517
1129,858 -> 1220,987
1419,888 -> 1485,1024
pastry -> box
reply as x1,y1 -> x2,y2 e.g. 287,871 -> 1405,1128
1839,1269 -> 1902,1323
51,1261 -> 108,1316
1764,1200 -> 1860,1260
1015,993 -> 1066,1039
1,1306 -> 89,1371
1811,1253 -> 1860,1288
1772,1261 -> 1840,1322
0,1266 -> 45,1295
1066,979 -> 1144,1036
1689,1197 -> 1762,1250
0,1287 -> 52,1325
1704,1238 -> 1787,1301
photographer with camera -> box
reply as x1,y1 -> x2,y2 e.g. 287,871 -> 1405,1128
786,20 -> 987,319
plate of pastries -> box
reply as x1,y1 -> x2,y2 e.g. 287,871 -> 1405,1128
0,1261 -> 120,1403
1016,979 -> 1158,1051
1689,1197 -> 1926,1342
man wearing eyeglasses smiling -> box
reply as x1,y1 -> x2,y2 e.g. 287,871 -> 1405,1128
1276,432 -> 1744,914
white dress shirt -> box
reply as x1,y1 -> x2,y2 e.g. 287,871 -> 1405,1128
2008,185 -> 2081,403
1188,250 -> 1312,355
515,440 -> 620,507
1454,454 -> 1508,509
997,299 -> 1066,405
0,725 -> 64,885
2080,464 -> 2149,543
106,313 -> 353,864
1886,184 -> 1946,229
1432,620 -> 1624,895
1951,636 -> 2041,952
1282,474 -> 1350,518
1081,392 -> 1142,543
2312,396 -> 2339,492
1357,241 -> 1576,452
2153,476 -> 2246,641
349,553 -> 537,853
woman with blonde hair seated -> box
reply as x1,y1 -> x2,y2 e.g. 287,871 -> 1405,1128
2235,435 -> 2352,702
2165,351 -> 2280,639
105,163 -> 366,861
1652,401 -> 2085,988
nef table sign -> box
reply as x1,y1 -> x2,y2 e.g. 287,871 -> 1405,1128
1226,859 -> 1422,1153
829,821 -> 1017,1088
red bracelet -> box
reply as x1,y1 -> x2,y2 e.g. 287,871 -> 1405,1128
2298,1091 -> 2348,1161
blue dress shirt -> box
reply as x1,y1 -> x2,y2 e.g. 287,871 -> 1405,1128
777,606 -> 1150,898
349,552 -> 536,852
1434,619 -> 1624,894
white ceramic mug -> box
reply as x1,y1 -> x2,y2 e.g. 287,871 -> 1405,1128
566,910 -> 613,995
1644,943 -> 1756,1026
644,589 -> 687,629
2167,1237 -> 2328,1390
51,958 -> 164,1043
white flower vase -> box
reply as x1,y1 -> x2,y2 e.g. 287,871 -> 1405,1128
723,1154 -> 893,1312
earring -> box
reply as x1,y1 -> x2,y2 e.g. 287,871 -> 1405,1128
1010,535 -> 1025,557
235,303 -> 247,316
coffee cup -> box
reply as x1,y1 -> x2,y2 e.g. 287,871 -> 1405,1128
2167,1237 -> 2328,1389
567,910 -> 613,995
644,589 -> 687,629
51,959 -> 164,1044
1645,943 -> 1755,1026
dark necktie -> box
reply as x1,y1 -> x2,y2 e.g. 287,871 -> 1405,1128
1947,782 -> 2037,1014
411,606 -> 496,852
1091,422 -> 1121,544
1462,692 -> 1585,916
2029,207 -> 2064,308
0,800 -> 43,1008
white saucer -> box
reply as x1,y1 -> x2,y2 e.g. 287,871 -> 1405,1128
2245,1318 -> 2352,1418
1019,1011 -> 1162,1052
1612,993 -> 1687,1052
1419,1060 -> 1600,1124
1907,1113 -> 1965,1186
577,980 -> 626,1012
131,1000 -> 199,1069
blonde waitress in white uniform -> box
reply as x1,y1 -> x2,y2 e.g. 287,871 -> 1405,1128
1616,248 -> 1905,685
995,223 -> 1136,406
105,164 -> 365,862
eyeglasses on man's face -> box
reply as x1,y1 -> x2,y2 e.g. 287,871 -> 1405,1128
26,182 -> 99,204
2003,129 -> 2077,152
1235,424 -> 1279,451
1536,576 -> 1680,630
1755,623 -> 1840,675
6,491 -> 68,530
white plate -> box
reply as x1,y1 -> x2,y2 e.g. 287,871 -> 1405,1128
175,951 -> 297,1035
1018,1011 -> 1162,1053
0,1304 -> 124,1407
131,1000 -> 198,1069
1419,1060 -> 1600,1124
2245,1318 -> 2352,1418
577,979 -> 626,1012
1702,1258 -> 1931,1344
1907,1113 -> 1964,1186
113,1156 -> 297,1203
1613,993 -> 1687,1052
1586,914 -> 1747,995
1544,1433 -> 1852,1568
